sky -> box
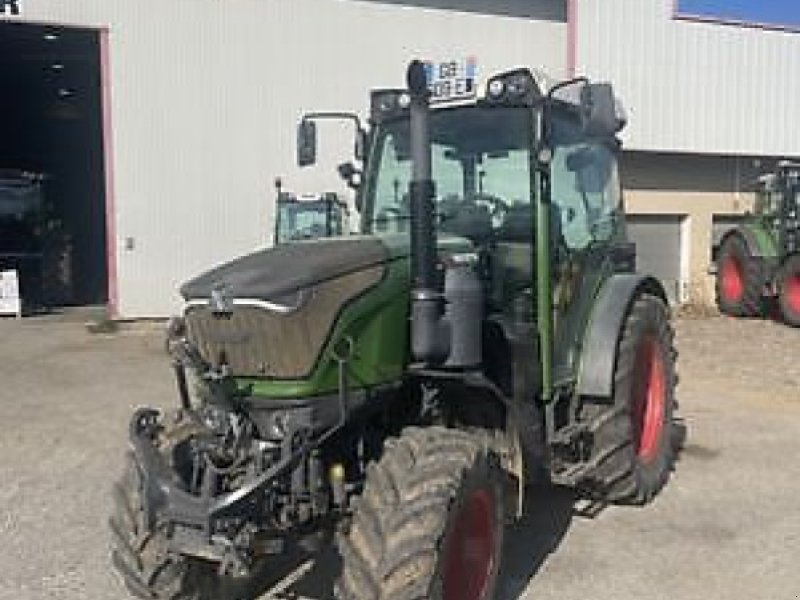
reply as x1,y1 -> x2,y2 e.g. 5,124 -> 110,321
677,0 -> 800,28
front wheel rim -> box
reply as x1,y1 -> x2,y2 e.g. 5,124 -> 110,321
632,337 -> 667,463
442,488 -> 496,600
721,255 -> 744,303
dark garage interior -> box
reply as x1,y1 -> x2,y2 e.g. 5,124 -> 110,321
0,22 -> 107,310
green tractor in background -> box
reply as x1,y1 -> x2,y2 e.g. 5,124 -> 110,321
716,161 -> 800,326
110,61 -> 679,600
273,177 -> 349,244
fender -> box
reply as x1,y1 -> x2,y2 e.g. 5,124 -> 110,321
576,273 -> 668,400
717,226 -> 779,284
721,224 -> 778,259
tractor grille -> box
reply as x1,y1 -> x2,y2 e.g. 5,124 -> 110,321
184,266 -> 384,378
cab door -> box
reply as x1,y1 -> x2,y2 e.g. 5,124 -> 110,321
548,114 -> 625,386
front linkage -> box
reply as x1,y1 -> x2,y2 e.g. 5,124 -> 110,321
122,331 -> 353,583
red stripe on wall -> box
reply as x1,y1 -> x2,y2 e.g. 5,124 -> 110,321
99,30 -> 119,318
567,0 -> 577,76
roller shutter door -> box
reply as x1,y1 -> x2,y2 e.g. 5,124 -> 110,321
626,214 -> 684,304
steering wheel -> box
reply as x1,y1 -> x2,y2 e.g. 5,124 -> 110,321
465,192 -> 509,227
466,192 -> 508,215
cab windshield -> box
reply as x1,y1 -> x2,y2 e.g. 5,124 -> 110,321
363,107 -> 532,239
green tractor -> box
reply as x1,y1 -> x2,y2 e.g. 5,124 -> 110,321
715,161 -> 800,326
110,61 -> 678,600
274,179 -> 349,244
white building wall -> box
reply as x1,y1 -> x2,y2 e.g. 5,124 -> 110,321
3,0 -> 565,317
575,0 -> 800,157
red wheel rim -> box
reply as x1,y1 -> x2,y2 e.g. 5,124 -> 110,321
442,488 -> 496,600
632,337 -> 667,463
721,255 -> 744,303
785,272 -> 800,315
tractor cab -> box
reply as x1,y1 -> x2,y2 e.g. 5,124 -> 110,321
273,190 -> 348,244
357,64 -> 633,392
754,162 -> 800,253
363,74 -> 625,252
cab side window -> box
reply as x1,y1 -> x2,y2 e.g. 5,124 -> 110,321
550,115 -> 621,251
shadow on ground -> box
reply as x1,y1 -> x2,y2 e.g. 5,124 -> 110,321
495,484 -> 576,600
244,485 -> 577,600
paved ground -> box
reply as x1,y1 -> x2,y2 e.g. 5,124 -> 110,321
0,311 -> 799,600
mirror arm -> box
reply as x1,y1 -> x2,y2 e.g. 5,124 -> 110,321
302,111 -> 364,132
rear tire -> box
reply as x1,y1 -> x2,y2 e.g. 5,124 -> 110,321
337,426 -> 504,600
715,234 -> 763,317
581,294 -> 678,505
777,254 -> 800,327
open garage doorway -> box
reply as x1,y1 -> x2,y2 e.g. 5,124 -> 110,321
0,22 -> 108,311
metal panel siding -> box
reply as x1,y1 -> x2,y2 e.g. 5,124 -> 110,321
627,214 -> 684,304
4,1 -> 566,317
575,0 -> 800,157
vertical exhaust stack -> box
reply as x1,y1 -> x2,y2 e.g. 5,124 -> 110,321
407,60 -> 450,365
407,60 -> 484,369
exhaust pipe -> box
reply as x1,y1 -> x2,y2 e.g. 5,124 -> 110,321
407,61 -> 437,292
407,61 -> 449,364
406,60 -> 483,369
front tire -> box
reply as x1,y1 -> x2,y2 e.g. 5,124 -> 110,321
337,427 -> 505,600
777,254 -> 800,327
110,452 -> 218,600
581,294 -> 678,505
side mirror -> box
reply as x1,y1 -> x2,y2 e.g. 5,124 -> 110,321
580,83 -> 620,137
297,120 -> 317,167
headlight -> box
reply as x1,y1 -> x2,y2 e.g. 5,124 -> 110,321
483,69 -> 541,105
487,79 -> 505,99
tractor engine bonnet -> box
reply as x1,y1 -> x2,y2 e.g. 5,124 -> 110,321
180,238 -> 387,378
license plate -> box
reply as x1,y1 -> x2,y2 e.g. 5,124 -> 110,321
425,57 -> 477,104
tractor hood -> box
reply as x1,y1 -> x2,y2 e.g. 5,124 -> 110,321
180,237 -> 389,303
180,237 -> 391,379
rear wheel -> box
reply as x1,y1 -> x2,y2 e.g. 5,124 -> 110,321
337,427 -> 504,600
777,254 -> 800,327
581,294 -> 678,504
715,234 -> 763,317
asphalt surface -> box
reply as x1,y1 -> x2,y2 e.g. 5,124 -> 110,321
0,311 -> 798,600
